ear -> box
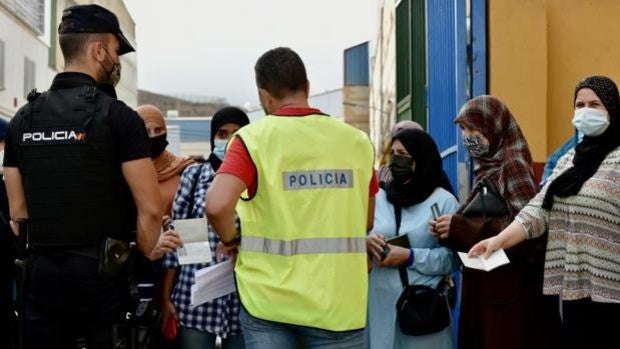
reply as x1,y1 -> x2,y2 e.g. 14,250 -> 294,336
91,40 -> 106,63
258,88 -> 272,113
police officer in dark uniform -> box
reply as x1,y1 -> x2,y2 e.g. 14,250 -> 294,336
2,4 -> 169,349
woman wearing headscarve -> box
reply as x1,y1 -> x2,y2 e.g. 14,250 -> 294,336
136,104 -> 194,216
161,107 -> 250,349
366,129 -> 459,349
377,121 -> 454,194
430,95 -> 549,349
470,76 -> 620,348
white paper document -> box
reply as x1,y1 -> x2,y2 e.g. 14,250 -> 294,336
173,218 -> 212,265
458,249 -> 510,272
190,259 -> 236,308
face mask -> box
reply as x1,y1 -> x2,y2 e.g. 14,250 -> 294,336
150,133 -> 168,158
389,155 -> 414,183
212,139 -> 228,160
463,134 -> 490,157
98,48 -> 122,87
572,107 -> 610,137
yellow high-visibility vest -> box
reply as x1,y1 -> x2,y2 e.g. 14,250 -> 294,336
233,114 -> 374,331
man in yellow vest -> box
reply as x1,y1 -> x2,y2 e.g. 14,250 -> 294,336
206,47 -> 377,348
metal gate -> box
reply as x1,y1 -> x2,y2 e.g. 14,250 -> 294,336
426,0 -> 468,195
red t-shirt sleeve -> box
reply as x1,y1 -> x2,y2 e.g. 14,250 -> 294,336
218,137 -> 379,198
369,171 -> 379,197
217,137 -> 257,195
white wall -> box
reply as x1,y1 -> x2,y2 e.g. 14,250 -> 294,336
246,89 -> 344,122
49,0 -> 138,108
369,0 -> 397,164
0,3 -> 49,118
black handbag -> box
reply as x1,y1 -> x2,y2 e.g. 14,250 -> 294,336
462,176 -> 508,220
396,283 -> 451,336
392,205 -> 452,336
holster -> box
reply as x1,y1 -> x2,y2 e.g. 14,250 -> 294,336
98,237 -> 130,277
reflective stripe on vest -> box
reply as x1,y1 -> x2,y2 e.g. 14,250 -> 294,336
241,236 -> 366,256
233,114 -> 374,332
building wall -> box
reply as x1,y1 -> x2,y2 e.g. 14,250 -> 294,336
0,2 -> 49,118
343,85 -> 370,133
369,0 -> 397,165
247,89 -> 345,122
50,0 -> 138,107
489,0 -> 620,162
343,42 -> 370,134
545,0 -> 620,153
488,0 -> 547,162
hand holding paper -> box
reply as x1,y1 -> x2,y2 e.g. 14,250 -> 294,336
173,218 -> 212,265
458,249 -> 510,272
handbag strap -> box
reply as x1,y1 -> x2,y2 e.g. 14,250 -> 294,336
393,204 -> 410,288
393,204 -> 448,293
185,163 -> 204,214
473,178 -> 489,221
481,184 -> 488,222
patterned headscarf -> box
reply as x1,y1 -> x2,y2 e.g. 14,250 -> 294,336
543,75 -> 620,209
455,95 -> 537,219
135,105 -> 194,182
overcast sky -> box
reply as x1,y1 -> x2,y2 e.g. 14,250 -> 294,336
124,0 -> 376,109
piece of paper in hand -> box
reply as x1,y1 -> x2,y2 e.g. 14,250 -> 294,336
173,218 -> 212,265
458,249 -> 510,272
190,259 -> 236,308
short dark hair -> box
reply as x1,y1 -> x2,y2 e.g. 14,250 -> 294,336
254,47 -> 308,99
59,33 -> 108,64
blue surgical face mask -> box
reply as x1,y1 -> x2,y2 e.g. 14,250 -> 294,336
212,139 -> 228,160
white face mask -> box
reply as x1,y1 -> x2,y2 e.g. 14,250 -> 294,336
572,107 -> 610,137
212,139 -> 228,160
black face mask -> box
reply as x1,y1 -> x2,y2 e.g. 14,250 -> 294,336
389,155 -> 414,183
150,133 -> 168,158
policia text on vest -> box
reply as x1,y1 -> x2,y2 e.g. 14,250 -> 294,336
283,170 -> 353,190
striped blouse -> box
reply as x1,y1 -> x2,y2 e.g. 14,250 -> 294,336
516,146 -> 620,303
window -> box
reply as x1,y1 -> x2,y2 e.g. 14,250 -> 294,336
0,0 -> 45,34
23,57 -> 36,98
0,40 -> 5,90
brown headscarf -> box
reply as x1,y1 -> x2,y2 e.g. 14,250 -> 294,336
455,95 -> 536,220
135,105 -> 194,182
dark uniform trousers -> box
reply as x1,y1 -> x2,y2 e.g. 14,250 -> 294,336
25,251 -> 129,349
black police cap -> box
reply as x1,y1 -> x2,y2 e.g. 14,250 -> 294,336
58,4 -> 135,55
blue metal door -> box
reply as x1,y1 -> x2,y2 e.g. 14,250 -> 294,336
425,0 -> 468,194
